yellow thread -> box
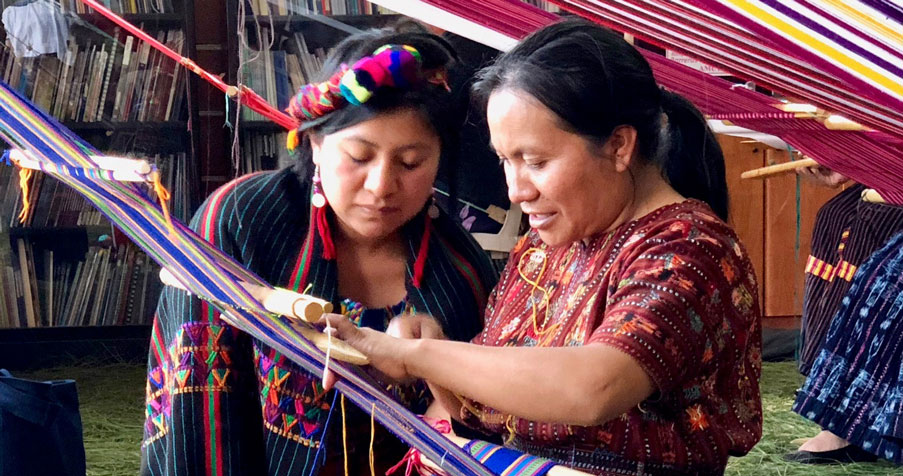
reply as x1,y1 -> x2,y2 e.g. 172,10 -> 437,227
516,248 -> 560,340
286,129 -> 300,151
369,402 -> 376,476
341,394 -> 349,476
302,283 -> 313,295
455,393 -> 483,419
151,171 -> 175,235
322,324 -> 333,388
504,414 -> 517,444
16,167 -> 34,224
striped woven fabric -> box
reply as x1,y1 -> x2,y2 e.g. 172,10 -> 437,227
464,440 -> 556,476
805,256 -> 857,283
393,0 -> 903,204
550,0 -> 903,135
0,80 -> 495,476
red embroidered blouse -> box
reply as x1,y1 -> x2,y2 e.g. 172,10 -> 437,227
463,200 -> 762,475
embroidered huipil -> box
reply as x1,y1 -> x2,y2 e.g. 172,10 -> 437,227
141,167 -> 497,476
462,201 -> 762,475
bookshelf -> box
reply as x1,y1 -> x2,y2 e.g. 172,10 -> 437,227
218,0 -> 515,238
222,0 -> 401,174
0,0 -> 200,349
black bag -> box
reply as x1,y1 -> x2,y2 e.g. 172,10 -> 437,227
0,369 -> 86,476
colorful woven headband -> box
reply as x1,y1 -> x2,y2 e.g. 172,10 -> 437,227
285,44 -> 449,150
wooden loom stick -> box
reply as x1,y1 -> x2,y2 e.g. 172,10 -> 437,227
159,268 -> 332,321
158,268 -> 367,365
861,189 -> 887,204
421,433 -> 593,476
740,157 -> 819,179
9,149 -> 152,181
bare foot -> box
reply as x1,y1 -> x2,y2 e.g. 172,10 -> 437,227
798,430 -> 849,452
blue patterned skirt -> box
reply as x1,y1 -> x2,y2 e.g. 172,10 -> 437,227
793,231 -> 903,464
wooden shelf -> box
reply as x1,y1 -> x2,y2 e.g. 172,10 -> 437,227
243,13 -> 402,31
0,1 -> 200,349
9,224 -> 111,240
6,225 -> 112,261
63,121 -> 189,133
237,120 -> 286,133
76,12 -> 184,28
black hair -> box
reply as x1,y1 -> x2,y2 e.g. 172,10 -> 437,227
472,18 -> 729,220
660,90 -> 729,220
292,27 -> 463,183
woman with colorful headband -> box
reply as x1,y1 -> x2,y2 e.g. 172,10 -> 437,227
325,19 -> 763,475
140,27 -> 498,475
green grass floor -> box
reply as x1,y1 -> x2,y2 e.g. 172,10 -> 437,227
20,361 -> 903,475
726,362 -> 902,475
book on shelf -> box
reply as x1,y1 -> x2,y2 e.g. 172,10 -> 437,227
245,0 -> 393,16
0,148 -> 190,329
0,237 -> 163,328
240,30 -> 325,121
239,131 -> 288,174
520,0 -> 561,12
0,26 -> 187,123
54,0 -> 178,15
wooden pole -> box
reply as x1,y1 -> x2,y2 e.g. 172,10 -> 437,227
861,189 -> 887,204
160,268 -> 332,321
740,158 -> 819,179
158,268 -> 368,365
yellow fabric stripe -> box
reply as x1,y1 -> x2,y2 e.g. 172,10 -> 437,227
722,0 -> 903,98
820,263 -> 835,281
805,255 -> 818,273
821,0 -> 903,50
839,261 -> 858,281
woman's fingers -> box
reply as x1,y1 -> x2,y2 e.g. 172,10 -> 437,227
322,366 -> 338,391
316,314 -> 359,391
319,313 -> 359,342
316,313 -> 420,383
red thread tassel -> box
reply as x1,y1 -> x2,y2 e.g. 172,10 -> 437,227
386,418 -> 451,476
412,215 -> 431,289
313,205 -> 336,260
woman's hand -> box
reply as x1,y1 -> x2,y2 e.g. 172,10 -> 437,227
796,165 -> 849,188
319,313 -> 419,390
386,313 -> 445,340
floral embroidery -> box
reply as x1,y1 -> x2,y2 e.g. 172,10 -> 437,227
464,201 -> 762,474
686,404 -> 709,431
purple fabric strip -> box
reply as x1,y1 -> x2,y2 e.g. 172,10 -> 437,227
761,0 -> 903,78
689,0 -> 903,112
860,0 -> 903,24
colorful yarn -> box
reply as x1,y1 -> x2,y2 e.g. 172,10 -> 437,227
464,440 -> 556,476
286,44 -> 434,126
286,129 -> 300,152
340,45 -> 422,105
288,66 -> 347,121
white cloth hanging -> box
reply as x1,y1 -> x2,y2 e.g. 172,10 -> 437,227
2,1 -> 69,60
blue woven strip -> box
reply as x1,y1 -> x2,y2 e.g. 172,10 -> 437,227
464,440 -> 556,476
0,80 -> 493,476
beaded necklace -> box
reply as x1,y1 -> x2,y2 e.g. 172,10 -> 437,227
339,298 -> 410,331
510,227 -> 628,347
